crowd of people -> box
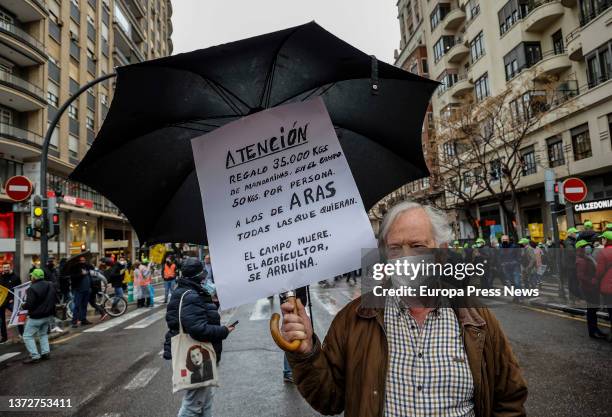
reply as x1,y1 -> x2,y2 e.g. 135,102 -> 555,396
448,221 -> 612,340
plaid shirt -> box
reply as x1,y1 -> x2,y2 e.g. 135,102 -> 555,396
384,297 -> 475,417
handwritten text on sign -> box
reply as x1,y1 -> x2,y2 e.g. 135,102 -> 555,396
191,98 -> 376,308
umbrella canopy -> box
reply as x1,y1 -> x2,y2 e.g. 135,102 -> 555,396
61,251 -> 92,275
71,22 -> 438,245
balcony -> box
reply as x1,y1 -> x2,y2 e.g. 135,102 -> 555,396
124,0 -> 146,18
523,1 -> 564,32
113,48 -> 130,66
443,8 -> 466,31
0,70 -> 46,111
445,39 -> 469,64
0,20 -> 47,65
0,0 -> 48,22
113,21 -> 145,62
565,27 -> 582,61
451,74 -> 473,98
0,122 -> 43,148
533,50 -> 572,80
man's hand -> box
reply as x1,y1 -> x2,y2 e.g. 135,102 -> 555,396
226,325 -> 235,333
280,298 -> 313,355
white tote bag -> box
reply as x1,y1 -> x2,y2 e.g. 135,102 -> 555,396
171,290 -> 219,393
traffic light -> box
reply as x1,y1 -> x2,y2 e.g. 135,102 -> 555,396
31,195 -> 44,232
25,225 -> 34,237
47,197 -> 60,237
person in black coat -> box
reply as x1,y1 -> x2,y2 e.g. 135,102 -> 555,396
21,269 -> 57,363
163,257 -> 234,416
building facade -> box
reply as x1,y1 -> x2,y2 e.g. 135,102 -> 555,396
0,0 -> 173,276
391,0 -> 612,242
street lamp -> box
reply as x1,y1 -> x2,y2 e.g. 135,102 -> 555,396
39,72 -> 117,266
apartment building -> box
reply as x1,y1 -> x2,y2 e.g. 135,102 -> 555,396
392,0 -> 612,241
0,0 -> 173,275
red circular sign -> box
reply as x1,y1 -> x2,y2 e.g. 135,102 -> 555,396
562,177 -> 588,203
4,176 -> 33,202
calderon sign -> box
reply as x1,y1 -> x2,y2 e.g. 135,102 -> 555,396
574,198 -> 612,213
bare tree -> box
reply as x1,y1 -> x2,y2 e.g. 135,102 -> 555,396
434,75 -> 576,239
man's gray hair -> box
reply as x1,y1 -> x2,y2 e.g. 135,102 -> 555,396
378,200 -> 453,248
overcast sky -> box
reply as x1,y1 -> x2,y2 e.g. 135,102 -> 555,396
170,0 -> 400,64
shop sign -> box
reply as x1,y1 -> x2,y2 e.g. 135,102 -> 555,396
574,197 -> 612,213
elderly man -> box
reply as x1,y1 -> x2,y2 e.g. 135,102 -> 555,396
281,201 -> 527,417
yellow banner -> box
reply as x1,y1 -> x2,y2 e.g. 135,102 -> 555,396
0,285 -> 8,306
149,244 -> 166,264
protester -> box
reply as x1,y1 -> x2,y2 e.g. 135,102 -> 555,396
578,220 -> 597,244
142,261 -> 155,307
163,256 -> 178,303
69,255 -> 94,328
499,234 -> 522,293
281,200 -> 527,416
132,261 -> 145,307
39,257 -> 64,334
575,240 -> 605,339
163,257 -> 234,417
594,231 -> 612,342
204,255 -> 213,283
0,263 -> 22,343
57,258 -> 71,303
109,256 -> 128,311
89,267 -> 108,321
21,269 -> 57,364
518,238 -> 536,290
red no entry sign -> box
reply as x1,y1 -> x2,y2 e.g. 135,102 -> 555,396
562,177 -> 587,203
4,176 -> 33,202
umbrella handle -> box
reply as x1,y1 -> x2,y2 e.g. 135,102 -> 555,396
269,294 -> 302,352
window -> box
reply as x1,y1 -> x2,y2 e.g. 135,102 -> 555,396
47,82 -> 60,107
547,136 -> 565,167
552,30 -> 564,55
571,124 -> 592,160
580,0 -> 612,26
463,172 -> 474,189
498,0 -> 533,35
438,71 -> 458,95
0,158 -> 23,188
585,40 -> 612,88
47,122 -> 59,149
0,105 -> 12,125
69,134 -> 79,158
86,109 -> 95,130
443,141 -> 457,158
433,36 -> 455,62
470,31 -> 485,62
68,103 -> 78,119
521,146 -> 537,176
421,58 -> 429,74
100,93 -> 108,106
504,42 -> 541,80
86,15 -> 95,26
474,73 -> 490,102
430,3 -> 450,31
490,159 -> 502,181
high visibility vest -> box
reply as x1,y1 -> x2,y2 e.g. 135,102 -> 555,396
164,263 -> 176,280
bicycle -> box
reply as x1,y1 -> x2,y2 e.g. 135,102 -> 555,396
64,272 -> 128,320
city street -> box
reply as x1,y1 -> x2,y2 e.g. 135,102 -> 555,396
0,281 -> 611,417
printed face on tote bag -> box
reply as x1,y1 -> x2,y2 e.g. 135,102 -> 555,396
185,345 -> 214,384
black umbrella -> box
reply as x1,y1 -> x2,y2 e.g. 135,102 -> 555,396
61,250 -> 92,275
70,22 -> 438,245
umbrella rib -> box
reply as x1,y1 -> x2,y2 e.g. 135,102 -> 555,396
204,78 -> 244,116
258,25 -> 304,109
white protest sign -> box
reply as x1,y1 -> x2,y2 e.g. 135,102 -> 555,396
192,98 -> 377,308
9,281 -> 30,327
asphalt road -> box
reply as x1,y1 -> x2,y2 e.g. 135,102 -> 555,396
0,282 -> 611,417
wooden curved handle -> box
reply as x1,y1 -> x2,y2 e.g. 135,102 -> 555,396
269,296 -> 302,352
